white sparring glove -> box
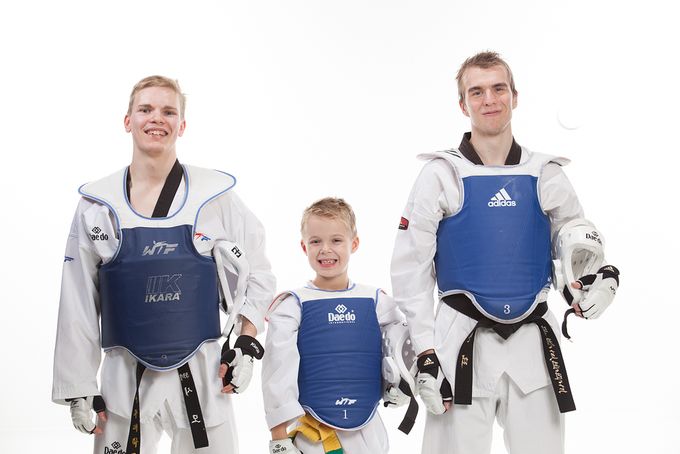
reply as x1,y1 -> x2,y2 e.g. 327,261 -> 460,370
221,335 -> 264,393
415,353 -> 451,415
383,383 -> 410,408
269,438 -> 302,454
67,396 -> 106,434
574,265 -> 620,319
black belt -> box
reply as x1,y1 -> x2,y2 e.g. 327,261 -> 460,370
125,362 -> 209,454
444,294 -> 576,413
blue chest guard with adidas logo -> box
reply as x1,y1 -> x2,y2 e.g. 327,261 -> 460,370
284,284 -> 383,430
432,149 -> 562,323
79,165 -> 235,370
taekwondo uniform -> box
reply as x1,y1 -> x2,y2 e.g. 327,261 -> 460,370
52,163 -> 275,454
262,282 -> 404,454
391,134 -> 583,454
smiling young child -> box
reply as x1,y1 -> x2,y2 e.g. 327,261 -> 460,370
262,197 -> 409,454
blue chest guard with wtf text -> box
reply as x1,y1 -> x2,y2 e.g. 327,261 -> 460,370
284,284 -> 383,430
80,165 -> 235,370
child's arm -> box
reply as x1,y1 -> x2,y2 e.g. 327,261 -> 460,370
262,294 -> 305,437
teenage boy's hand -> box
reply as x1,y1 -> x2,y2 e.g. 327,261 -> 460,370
219,335 -> 264,393
416,352 -> 451,415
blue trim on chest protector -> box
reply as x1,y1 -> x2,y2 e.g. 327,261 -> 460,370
434,174 -> 552,321
297,297 -> 382,429
99,224 -> 221,370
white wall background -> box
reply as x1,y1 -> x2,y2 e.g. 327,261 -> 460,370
0,1 -> 677,452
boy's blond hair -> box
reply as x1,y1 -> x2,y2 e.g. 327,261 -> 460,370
301,197 -> 357,238
127,75 -> 187,119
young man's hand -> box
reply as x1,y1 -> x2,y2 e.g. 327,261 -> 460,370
571,265 -> 620,319
415,351 -> 451,414
67,396 -> 107,434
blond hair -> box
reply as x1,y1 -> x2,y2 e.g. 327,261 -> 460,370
456,51 -> 517,103
127,75 -> 186,118
301,197 -> 357,238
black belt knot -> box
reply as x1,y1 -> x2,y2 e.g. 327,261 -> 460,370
444,294 -> 576,413
125,362 -> 209,454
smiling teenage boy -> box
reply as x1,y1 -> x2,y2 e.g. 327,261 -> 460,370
262,197 -> 409,454
52,75 -> 275,454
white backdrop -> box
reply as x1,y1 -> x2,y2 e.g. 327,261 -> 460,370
1,1 -> 677,453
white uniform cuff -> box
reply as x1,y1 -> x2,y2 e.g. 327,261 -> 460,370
238,302 -> 264,334
266,401 -> 305,430
51,381 -> 100,405
411,332 -> 435,356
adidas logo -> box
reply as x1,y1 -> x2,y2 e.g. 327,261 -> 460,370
422,358 -> 434,366
488,188 -> 516,207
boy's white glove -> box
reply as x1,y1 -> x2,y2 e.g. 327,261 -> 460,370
383,384 -> 410,408
220,335 -> 264,393
415,353 -> 451,415
67,395 -> 107,434
269,438 -> 301,454
573,265 -> 620,319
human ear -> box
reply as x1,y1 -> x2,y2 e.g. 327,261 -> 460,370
351,236 -> 360,253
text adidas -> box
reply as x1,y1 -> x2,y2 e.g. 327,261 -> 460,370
488,200 -> 516,207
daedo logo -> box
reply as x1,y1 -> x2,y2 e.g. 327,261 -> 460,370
328,303 -> 357,324
104,441 -> 125,454
586,230 -> 602,245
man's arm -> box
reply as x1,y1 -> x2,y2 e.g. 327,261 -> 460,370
219,191 -> 276,335
52,199 -> 106,404
390,160 -> 455,355
540,162 -> 585,240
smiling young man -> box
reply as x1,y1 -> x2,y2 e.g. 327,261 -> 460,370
390,52 -> 620,453
52,76 -> 275,453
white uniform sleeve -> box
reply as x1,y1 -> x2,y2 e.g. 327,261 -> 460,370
390,160 -> 459,355
261,295 -> 305,429
540,162 -> 585,242
52,199 -> 105,404
376,291 -> 405,328
211,191 -> 276,335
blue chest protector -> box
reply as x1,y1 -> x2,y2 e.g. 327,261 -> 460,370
433,151 -> 555,322
80,165 -> 235,370
292,284 -> 383,430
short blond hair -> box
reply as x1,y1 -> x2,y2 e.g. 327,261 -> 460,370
127,75 -> 186,119
301,197 -> 357,238
456,51 -> 517,103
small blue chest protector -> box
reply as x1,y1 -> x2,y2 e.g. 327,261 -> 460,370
433,150 -> 557,323
290,284 -> 383,430
80,165 -> 235,370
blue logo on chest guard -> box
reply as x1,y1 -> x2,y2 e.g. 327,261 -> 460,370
145,274 -> 182,303
327,303 -> 357,324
